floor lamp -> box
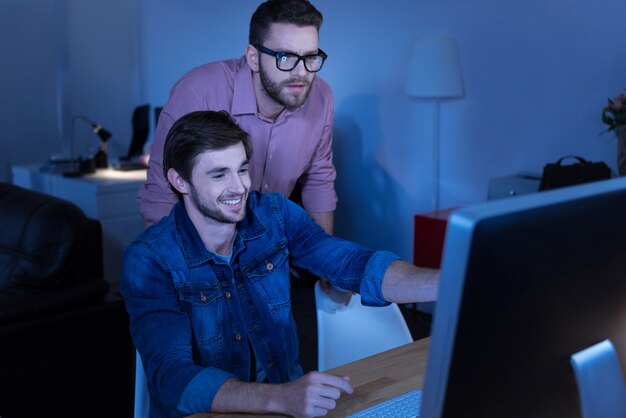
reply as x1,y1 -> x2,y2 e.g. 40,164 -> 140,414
406,38 -> 464,212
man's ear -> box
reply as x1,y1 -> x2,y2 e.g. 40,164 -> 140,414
167,168 -> 190,195
245,44 -> 260,73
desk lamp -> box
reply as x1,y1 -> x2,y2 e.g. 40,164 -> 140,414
63,115 -> 112,177
406,37 -> 464,212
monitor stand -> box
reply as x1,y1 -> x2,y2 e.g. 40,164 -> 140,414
570,339 -> 626,418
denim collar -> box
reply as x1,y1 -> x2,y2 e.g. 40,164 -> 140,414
173,194 -> 268,267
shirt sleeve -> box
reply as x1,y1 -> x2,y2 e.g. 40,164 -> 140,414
176,368 -> 235,415
298,85 -> 338,213
137,77 -> 208,224
120,242 -> 236,415
276,194 -> 400,304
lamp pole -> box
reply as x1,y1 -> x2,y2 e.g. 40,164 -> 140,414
405,37 -> 464,213
432,99 -> 441,212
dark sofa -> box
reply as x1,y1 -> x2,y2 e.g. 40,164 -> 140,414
0,182 -> 133,418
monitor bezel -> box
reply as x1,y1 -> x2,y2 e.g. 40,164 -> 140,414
421,177 -> 626,417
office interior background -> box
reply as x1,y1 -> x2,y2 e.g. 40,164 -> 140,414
2,0 -> 626,262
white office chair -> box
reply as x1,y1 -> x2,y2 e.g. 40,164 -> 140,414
314,280 -> 413,371
134,350 -> 150,418
570,339 -> 626,418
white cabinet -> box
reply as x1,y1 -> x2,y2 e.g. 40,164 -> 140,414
487,174 -> 541,200
12,165 -> 147,289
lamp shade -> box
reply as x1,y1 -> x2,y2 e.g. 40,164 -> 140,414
93,124 -> 112,142
405,37 -> 464,98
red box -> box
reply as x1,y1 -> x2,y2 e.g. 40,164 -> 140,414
413,208 -> 456,269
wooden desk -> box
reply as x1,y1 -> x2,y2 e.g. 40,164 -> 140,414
189,337 -> 430,418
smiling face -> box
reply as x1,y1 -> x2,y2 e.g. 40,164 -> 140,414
181,143 -> 251,225
251,23 -> 320,113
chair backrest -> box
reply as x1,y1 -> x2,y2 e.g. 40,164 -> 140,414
134,350 -> 150,418
314,281 -> 413,371
125,104 -> 150,160
570,339 -> 626,418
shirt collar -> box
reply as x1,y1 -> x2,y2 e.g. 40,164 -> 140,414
231,56 -> 258,116
230,56 -> 300,120
236,193 -> 268,241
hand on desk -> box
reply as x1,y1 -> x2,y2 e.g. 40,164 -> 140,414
212,371 -> 353,418
278,371 -> 353,417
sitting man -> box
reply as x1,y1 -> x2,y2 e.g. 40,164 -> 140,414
121,110 -> 439,418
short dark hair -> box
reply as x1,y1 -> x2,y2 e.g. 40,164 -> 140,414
249,0 -> 323,46
163,110 -> 252,189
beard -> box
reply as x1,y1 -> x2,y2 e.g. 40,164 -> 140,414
259,60 -> 313,110
189,183 -> 246,224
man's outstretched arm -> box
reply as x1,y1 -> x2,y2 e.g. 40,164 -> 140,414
381,260 -> 440,304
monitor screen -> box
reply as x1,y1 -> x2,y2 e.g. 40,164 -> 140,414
421,178 -> 626,418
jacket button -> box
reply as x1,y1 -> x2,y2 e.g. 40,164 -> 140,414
200,292 -> 207,303
225,291 -> 232,299
235,333 -> 242,341
266,262 -> 274,271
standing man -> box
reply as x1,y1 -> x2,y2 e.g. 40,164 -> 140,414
138,0 -> 336,236
121,110 -> 439,417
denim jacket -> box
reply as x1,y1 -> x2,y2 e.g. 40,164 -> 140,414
121,191 -> 400,418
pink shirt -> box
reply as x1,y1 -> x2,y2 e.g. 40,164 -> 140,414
137,57 -> 337,224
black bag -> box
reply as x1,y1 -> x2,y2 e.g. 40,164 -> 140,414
539,155 -> 611,191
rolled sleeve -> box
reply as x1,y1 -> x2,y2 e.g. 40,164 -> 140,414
300,187 -> 337,213
176,368 -> 236,416
299,82 -> 337,213
359,251 -> 402,306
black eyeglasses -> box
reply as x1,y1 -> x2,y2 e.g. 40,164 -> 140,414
255,44 -> 327,73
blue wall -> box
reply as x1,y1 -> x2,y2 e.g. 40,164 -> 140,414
2,0 -> 626,261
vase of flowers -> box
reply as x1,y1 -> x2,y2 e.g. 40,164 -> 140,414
602,91 -> 626,176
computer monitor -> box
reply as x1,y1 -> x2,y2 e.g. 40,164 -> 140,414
421,178 -> 626,418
